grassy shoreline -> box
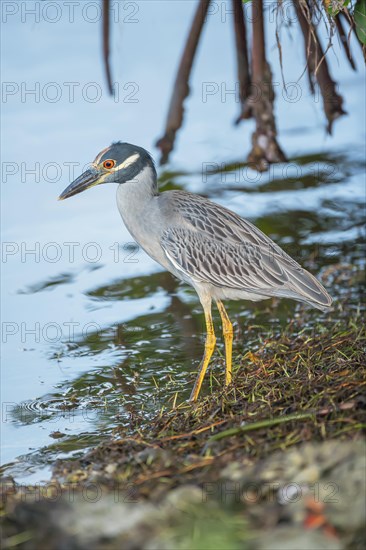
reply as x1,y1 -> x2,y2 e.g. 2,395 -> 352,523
1,262 -> 365,549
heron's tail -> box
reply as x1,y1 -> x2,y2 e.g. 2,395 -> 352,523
280,266 -> 333,311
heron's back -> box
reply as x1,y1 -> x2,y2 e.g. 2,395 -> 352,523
157,191 -> 332,310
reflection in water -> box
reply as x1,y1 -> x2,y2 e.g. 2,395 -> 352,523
3,151 -> 365,481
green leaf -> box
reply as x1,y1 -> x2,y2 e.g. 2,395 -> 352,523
326,0 -> 350,17
354,0 -> 366,44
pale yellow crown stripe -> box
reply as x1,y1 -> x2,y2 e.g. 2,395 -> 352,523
94,146 -> 110,165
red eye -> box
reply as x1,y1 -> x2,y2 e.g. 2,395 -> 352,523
103,159 -> 115,169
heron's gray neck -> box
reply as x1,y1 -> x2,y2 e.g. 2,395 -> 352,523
116,165 -> 158,242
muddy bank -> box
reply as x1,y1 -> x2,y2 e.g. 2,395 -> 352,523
1,262 -> 365,549
1,440 -> 365,549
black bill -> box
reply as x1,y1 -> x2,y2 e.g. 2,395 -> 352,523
58,167 -> 100,200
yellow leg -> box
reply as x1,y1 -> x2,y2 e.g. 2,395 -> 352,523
190,304 -> 216,402
216,300 -> 233,386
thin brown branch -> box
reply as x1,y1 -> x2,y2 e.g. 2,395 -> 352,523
294,0 -> 346,135
275,3 -> 286,91
156,0 -> 211,164
102,0 -> 113,95
158,419 -> 227,442
233,0 -> 252,124
334,13 -> 356,70
341,8 -> 366,62
135,458 -> 213,485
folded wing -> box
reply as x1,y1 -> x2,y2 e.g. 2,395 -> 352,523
160,194 -> 332,310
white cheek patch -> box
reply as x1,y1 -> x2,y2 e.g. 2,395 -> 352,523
119,153 -> 140,170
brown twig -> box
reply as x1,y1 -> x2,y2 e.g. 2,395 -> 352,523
334,13 -> 356,70
294,0 -> 346,134
233,0 -> 252,124
102,0 -> 113,95
158,419 -> 227,442
155,0 -> 211,164
134,457 -> 213,485
275,3 -> 286,91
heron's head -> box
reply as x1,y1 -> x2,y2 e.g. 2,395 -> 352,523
59,142 -> 155,200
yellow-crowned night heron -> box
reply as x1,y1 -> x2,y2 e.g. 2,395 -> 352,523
59,142 -> 332,401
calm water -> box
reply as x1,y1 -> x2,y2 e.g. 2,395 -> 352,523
1,1 -> 365,483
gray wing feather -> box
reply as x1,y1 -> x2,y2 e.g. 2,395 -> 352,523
167,192 -> 295,257
160,192 -> 332,310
